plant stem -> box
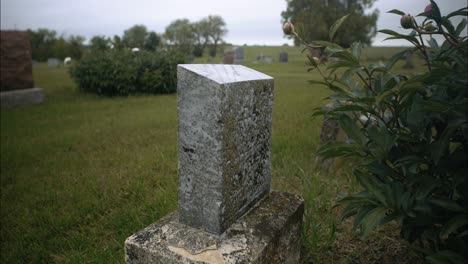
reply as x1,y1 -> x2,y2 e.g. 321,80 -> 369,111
356,72 -> 377,96
417,33 -> 432,71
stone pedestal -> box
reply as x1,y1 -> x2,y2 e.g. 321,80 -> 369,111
125,191 -> 303,264
1,87 -> 44,108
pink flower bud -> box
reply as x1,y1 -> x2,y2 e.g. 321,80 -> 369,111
425,4 -> 432,14
400,14 -> 414,29
283,22 -> 295,35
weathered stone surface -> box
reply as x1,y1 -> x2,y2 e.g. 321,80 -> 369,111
177,64 -> 274,235
222,50 -> 234,64
0,31 -> 34,92
0,87 -> 44,108
125,191 -> 304,264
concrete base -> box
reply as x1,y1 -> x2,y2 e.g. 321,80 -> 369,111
125,191 -> 304,264
0,88 -> 44,108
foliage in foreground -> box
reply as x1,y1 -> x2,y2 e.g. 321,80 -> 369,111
69,49 -> 185,96
286,1 -> 468,262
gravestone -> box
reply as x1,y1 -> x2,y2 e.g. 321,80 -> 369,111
403,51 -> 414,69
279,51 -> 288,63
0,31 -> 44,107
125,64 -> 304,263
223,50 -> 234,64
187,54 -> 194,63
47,58 -> 60,67
1,31 -> 34,92
233,47 -> 243,64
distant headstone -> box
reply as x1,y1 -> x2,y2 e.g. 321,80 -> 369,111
47,58 -> 60,67
279,51 -> 288,63
403,51 -> 414,69
233,47 -> 244,64
187,53 -> 194,63
0,31 -> 34,92
207,56 -> 213,63
263,57 -> 272,64
223,50 -> 234,64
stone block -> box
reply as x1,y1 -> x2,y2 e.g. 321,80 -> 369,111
125,191 -> 304,264
0,31 -> 34,92
177,64 -> 274,235
1,87 -> 44,108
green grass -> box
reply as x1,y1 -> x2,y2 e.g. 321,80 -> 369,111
1,46 -> 423,263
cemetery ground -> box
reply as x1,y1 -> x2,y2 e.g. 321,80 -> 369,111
1,46 -> 424,263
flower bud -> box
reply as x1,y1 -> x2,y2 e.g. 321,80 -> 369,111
400,14 -> 414,29
424,4 -> 432,14
283,22 -> 294,35
313,57 -> 320,65
424,22 -> 437,32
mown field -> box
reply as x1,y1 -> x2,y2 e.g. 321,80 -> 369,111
1,46 -> 424,263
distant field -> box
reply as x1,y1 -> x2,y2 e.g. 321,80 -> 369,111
1,46 -> 423,263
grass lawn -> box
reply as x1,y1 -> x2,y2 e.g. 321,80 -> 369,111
1,46 -> 423,263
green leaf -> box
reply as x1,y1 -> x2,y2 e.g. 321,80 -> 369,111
378,29 -> 401,36
455,18 -> 467,37
386,49 -> 409,70
311,40 -> 343,49
360,207 -> 388,239
445,7 -> 468,19
329,15 -> 349,41
426,250 -> 466,264
440,214 -> 468,239
317,142 -> 364,159
383,35 -> 420,46
430,198 -> 465,212
354,169 -> 387,205
350,42 -> 362,61
308,80 -> 327,87
441,17 -> 456,36
387,9 -> 406,16
338,114 -> 366,145
331,104 -> 369,113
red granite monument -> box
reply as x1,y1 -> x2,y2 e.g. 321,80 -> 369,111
0,31 -> 43,107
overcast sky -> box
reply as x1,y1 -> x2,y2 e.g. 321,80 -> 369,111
1,0 -> 467,46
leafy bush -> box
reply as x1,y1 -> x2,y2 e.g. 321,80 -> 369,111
285,1 -> 468,262
69,49 -> 185,96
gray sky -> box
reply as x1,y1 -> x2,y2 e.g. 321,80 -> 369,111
1,0 -> 467,46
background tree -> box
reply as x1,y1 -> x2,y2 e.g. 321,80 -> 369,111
90,35 -> 110,52
28,28 -> 57,61
67,35 -> 85,60
206,15 -> 227,57
122,24 -> 148,48
112,35 -> 124,50
144,31 -> 161,51
164,19 -> 194,54
192,18 -> 211,57
52,36 -> 68,60
281,0 -> 379,47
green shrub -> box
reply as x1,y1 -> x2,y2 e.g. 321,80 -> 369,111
286,1 -> 467,262
69,49 -> 185,96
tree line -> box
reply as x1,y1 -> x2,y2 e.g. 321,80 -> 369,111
281,0 -> 379,48
27,15 -> 227,62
